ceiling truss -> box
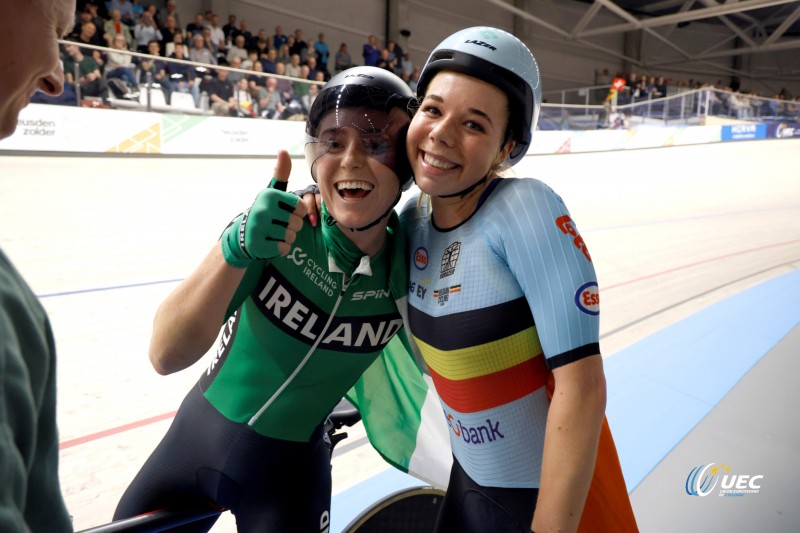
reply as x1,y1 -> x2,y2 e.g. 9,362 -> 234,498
484,0 -> 800,83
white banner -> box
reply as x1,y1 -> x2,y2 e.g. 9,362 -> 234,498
0,104 -> 725,157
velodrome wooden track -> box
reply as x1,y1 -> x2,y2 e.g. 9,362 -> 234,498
1,138 -> 798,531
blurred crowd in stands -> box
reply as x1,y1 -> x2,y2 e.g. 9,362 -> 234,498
37,0 -> 422,119
594,68 -> 800,121
26,0 -> 800,124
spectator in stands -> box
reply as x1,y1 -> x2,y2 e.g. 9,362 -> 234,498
200,27 -> 221,59
222,14 -> 238,43
292,65 -> 311,100
167,32 -> 188,58
233,77 -> 255,117
335,42 -> 352,73
109,0 -> 135,26
363,34 -> 380,66
274,61 -> 294,103
290,29 -> 307,58
134,12 -> 162,53
401,51 -> 413,79
376,48 -> 396,73
306,56 -> 320,81
160,15 -> 182,54
106,34 -> 138,88
140,39 -> 174,101
81,1 -> 106,31
227,56 -> 245,84
247,60 -> 267,89
71,10 -> 104,46
654,75 -> 667,99
167,42 -> 200,105
189,33 -> 217,67
161,0 -> 180,28
202,67 -> 235,116
0,1 -> 75,530
301,82 -> 319,113
208,14 -> 226,51
301,39 -> 315,65
105,8 -> 134,50
277,43 -> 291,65
238,19 -> 254,49
407,65 -> 420,92
314,33 -> 330,72
386,40 -> 404,75
63,43 -> 109,101
143,4 -> 162,29
261,47 -> 278,74
273,25 -> 288,48
254,76 -> 286,118
285,53 -> 302,78
242,50 -> 258,70
227,34 -> 248,64
255,38 -> 270,60
72,21 -> 106,76
186,12 -> 205,38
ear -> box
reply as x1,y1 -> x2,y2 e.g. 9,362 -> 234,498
495,140 -> 516,166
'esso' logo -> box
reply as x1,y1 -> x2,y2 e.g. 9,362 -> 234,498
414,247 -> 428,270
575,282 -> 600,316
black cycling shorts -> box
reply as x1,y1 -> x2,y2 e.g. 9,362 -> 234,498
434,456 -> 538,533
113,383 -> 332,532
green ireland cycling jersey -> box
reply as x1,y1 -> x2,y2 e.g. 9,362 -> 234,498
198,212 -> 408,442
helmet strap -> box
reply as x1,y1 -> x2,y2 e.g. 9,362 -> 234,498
436,174 -> 488,199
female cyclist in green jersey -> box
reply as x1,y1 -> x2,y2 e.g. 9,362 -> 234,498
114,66 -> 420,532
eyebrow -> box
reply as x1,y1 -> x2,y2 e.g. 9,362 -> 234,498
424,94 -> 494,127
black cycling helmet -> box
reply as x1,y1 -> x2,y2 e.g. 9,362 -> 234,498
417,26 -> 542,166
305,66 -> 415,191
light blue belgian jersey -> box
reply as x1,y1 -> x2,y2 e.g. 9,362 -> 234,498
399,177 -> 600,488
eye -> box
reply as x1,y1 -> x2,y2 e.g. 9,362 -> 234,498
362,136 -> 390,156
420,104 -> 441,117
465,120 -> 486,133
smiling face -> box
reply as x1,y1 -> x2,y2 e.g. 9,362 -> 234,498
0,0 -> 75,139
407,70 -> 513,198
310,107 -> 408,230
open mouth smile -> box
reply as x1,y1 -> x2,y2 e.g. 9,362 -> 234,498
421,151 -> 459,171
336,180 -> 374,199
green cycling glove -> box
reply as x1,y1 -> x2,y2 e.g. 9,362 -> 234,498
221,177 -> 300,268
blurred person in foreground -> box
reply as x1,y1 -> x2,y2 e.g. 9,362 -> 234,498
0,0 -> 76,531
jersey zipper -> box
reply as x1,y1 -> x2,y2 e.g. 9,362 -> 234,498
247,271 -> 355,427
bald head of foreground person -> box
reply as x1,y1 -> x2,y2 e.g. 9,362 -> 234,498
0,0 -> 76,139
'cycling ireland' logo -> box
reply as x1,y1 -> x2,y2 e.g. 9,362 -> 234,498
686,463 -> 720,497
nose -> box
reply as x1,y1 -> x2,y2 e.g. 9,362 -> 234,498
38,63 -> 65,97
340,138 -> 367,169
429,116 -> 455,147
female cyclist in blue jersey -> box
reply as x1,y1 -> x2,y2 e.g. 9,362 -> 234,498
113,66 -> 420,532
400,27 -> 637,533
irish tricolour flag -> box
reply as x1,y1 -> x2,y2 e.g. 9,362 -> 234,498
346,307 -> 452,489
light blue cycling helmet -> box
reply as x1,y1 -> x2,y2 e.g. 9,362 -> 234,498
417,27 -> 541,165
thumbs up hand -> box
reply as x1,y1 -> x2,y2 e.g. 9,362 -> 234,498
221,150 -> 309,268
